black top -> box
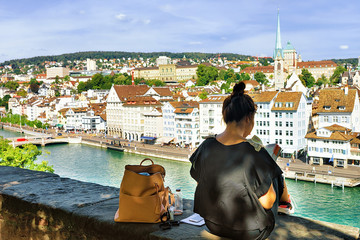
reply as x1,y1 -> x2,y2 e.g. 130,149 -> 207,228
190,137 -> 283,231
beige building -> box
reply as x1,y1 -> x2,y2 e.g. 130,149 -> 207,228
296,61 -> 337,80
134,64 -> 198,82
46,67 -> 70,78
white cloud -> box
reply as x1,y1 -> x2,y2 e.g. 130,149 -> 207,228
143,19 -> 151,25
339,45 -> 349,50
189,41 -> 203,45
79,10 -> 85,14
115,14 -> 127,20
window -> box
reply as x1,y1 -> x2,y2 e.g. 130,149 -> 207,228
290,131 -> 293,136
290,140 -> 293,145
275,130 -> 278,135
286,140 -> 289,145
279,121 -> 282,127
324,116 -> 329,122
279,130 -> 282,135
275,121 -> 278,127
286,122 -> 289,127
286,130 -> 289,136
290,122 -> 293,127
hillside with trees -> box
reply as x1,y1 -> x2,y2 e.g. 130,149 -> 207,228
0,51 -> 254,67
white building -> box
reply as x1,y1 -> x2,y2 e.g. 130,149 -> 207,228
106,85 -> 149,137
82,112 -> 106,133
199,95 -> 227,141
156,56 -> 171,66
305,125 -> 353,168
87,59 -> 97,71
65,107 -> 88,131
250,91 -> 308,157
121,96 -> 162,141
315,87 -> 360,132
249,91 -> 278,145
173,101 -> 200,147
285,73 -> 308,96
143,107 -> 163,140
162,102 -> 178,139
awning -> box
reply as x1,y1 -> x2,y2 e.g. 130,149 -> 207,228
141,136 -> 157,140
56,124 -> 63,127
155,136 -> 174,144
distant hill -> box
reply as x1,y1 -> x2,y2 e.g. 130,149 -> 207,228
0,51 -> 254,67
329,58 -> 359,67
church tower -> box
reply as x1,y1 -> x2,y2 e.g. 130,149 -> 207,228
273,10 -> 285,90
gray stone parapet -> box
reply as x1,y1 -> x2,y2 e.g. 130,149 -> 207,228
0,166 -> 358,240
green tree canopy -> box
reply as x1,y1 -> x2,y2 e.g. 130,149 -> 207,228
198,90 -> 208,100
4,81 -> 19,91
239,73 -> 250,81
299,69 -> 315,87
254,72 -> 268,85
16,89 -> 27,97
330,66 -> 347,84
0,137 -> 54,172
196,65 -> 218,86
316,74 -> 329,87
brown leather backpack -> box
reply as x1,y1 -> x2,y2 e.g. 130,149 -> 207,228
114,158 -> 173,223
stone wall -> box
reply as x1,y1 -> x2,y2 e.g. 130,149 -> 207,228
0,166 -> 359,240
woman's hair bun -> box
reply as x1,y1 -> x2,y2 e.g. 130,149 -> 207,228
232,82 -> 245,96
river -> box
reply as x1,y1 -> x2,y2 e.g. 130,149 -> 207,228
1,128 -> 359,229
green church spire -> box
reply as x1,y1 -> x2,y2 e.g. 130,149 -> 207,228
273,9 -> 284,59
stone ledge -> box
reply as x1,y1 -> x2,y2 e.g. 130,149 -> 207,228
0,166 -> 358,240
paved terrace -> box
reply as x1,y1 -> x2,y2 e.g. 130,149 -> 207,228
0,166 -> 359,240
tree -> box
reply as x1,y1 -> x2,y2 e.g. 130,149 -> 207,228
299,69 -> 315,87
239,73 -> 250,81
316,74 -> 329,87
4,81 -> 19,91
77,82 -> 87,93
55,90 -> 60,97
16,89 -> 27,97
64,75 -> 70,82
30,83 -> 40,93
330,66 -> 346,84
240,64 -> 251,70
198,90 -> 208,100
196,65 -> 218,86
0,137 -> 54,173
0,95 -> 11,110
254,72 -> 268,85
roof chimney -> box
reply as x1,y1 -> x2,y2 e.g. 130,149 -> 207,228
344,85 -> 348,95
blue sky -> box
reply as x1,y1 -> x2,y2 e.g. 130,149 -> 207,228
0,0 -> 359,63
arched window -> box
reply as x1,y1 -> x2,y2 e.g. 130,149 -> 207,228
277,63 -> 281,71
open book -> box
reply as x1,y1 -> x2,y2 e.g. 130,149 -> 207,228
264,143 -> 282,161
248,135 -> 282,161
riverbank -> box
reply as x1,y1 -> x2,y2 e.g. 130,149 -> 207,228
1,166 -> 359,240
2,124 -> 360,187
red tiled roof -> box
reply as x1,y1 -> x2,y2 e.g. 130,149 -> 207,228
297,60 -> 337,69
240,65 -> 274,74
113,85 -> 149,101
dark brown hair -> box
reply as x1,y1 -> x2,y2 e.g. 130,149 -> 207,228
222,82 -> 256,124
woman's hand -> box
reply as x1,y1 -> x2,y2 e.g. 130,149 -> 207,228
258,183 -> 276,210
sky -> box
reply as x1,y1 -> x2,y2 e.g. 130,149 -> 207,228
0,0 -> 359,63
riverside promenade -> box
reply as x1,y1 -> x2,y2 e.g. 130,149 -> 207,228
2,124 -> 360,187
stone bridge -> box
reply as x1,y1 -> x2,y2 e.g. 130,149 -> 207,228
6,137 -> 82,147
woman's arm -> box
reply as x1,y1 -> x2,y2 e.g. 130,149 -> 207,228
258,183 -> 276,210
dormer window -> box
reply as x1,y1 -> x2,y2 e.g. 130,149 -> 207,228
335,99 -> 340,102
338,106 -> 346,110
324,106 -> 331,110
